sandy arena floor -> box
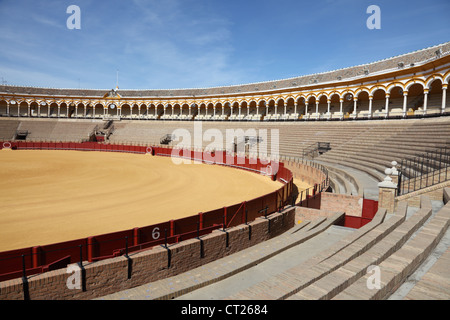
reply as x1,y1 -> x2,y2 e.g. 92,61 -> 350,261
0,149 -> 294,252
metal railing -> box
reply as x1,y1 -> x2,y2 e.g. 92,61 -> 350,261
397,145 -> 450,196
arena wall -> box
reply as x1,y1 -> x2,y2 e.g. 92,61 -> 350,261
0,207 -> 295,300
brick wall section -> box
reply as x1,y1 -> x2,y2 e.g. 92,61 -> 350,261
319,193 -> 363,217
284,161 -> 326,186
295,207 -> 339,222
0,208 -> 295,300
396,180 -> 450,207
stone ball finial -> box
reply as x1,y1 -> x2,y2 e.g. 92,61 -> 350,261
385,168 -> 393,175
391,161 -> 397,167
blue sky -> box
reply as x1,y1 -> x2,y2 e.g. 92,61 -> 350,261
0,0 -> 449,90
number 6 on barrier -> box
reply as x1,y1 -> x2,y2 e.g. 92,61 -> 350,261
152,227 -> 160,240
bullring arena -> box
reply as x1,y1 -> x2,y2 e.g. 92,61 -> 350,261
0,41 -> 450,301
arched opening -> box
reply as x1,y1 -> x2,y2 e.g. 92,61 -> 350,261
40,102 -> 49,117
257,100 -> 266,120
120,104 -> 130,119
274,99 -> 284,120
285,98 -> 295,120
49,102 -> 58,117
155,104 -> 164,119
0,100 -> 7,116
147,104 -> 156,119
356,91 -> 370,118
239,101 -> 248,120
427,79 -> 443,114
306,96 -> 316,120
388,86 -> 404,117
247,101 -> 257,121
29,101 -> 38,117
317,95 -> 328,119
371,89 -> 386,118
342,93 -> 354,117
407,83 -> 425,116
139,104 -> 147,119
296,97 -> 306,119
205,103 -> 213,120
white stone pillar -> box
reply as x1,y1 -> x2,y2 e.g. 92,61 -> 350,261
402,91 -> 408,117
378,168 -> 398,214
442,85 -> 447,114
305,103 -> 308,119
6,103 -> 9,115
339,99 -> 343,119
315,101 -> 319,120
385,94 -> 389,118
294,102 -> 297,115
38,105 -> 41,117
353,98 -> 358,119
423,90 -> 428,116
368,96 -> 373,119
327,100 -> 331,117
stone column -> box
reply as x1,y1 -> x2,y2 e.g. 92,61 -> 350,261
353,98 -> 358,119
327,100 -> 331,119
378,168 -> 397,214
442,85 -> 447,114
423,89 -> 428,116
368,96 -> 373,119
339,98 -> 344,120
402,91 -> 408,118
385,94 -> 390,118
305,103 -> 309,119
315,101 -> 319,120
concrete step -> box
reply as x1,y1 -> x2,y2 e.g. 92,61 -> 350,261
176,225 -> 355,300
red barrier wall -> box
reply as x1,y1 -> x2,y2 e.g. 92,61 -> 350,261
0,142 -> 294,282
